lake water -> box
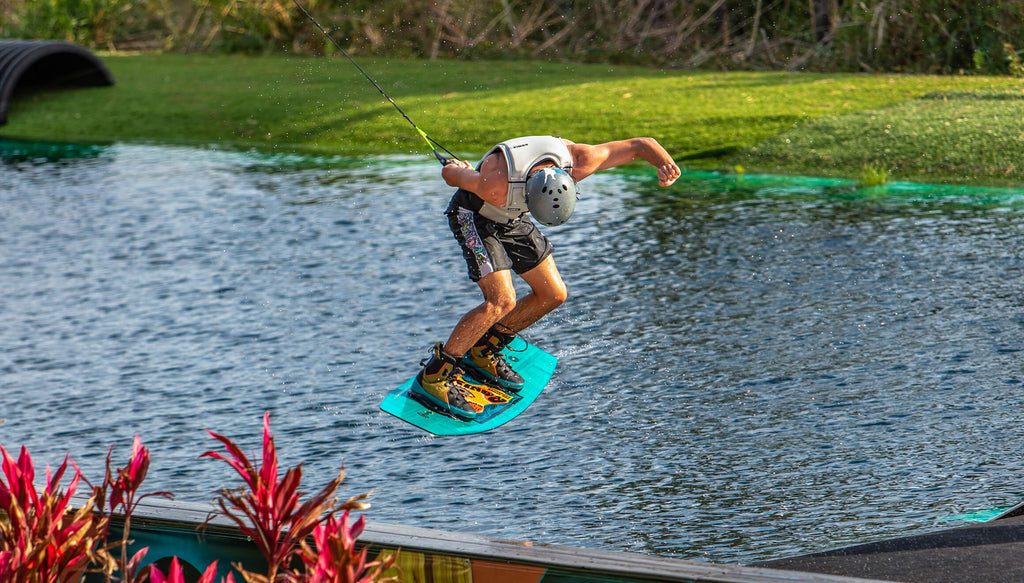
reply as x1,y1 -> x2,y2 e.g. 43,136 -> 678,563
2,139 -> 1023,565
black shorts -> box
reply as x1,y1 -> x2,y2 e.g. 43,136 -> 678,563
446,201 -> 554,282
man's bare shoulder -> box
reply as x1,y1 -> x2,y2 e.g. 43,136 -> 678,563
478,149 -> 510,184
565,141 -> 607,177
463,149 -> 509,204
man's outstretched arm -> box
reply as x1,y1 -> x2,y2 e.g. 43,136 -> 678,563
569,138 -> 680,186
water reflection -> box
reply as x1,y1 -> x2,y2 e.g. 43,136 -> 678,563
0,137 -> 113,164
1,141 -> 1023,565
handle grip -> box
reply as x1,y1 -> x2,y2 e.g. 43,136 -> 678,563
434,150 -> 455,166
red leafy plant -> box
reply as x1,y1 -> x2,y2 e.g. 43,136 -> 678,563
297,511 -> 390,583
202,412 -> 398,583
0,413 -> 395,583
0,446 -> 102,583
90,435 -> 174,582
0,435 -> 171,583
149,557 -> 223,583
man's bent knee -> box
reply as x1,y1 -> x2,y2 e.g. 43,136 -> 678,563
543,281 -> 568,310
486,294 -> 518,319
479,274 -> 518,320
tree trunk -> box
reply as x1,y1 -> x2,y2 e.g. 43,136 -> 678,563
717,0 -> 730,46
810,0 -> 836,42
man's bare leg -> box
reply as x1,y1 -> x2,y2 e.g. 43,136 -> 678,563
442,269 -> 517,357
428,256 -> 566,394
442,255 -> 567,358
496,255 -> 568,334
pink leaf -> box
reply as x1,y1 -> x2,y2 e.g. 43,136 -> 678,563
126,547 -> 150,574
193,561 -> 221,583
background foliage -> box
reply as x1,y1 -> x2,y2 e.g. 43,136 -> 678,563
2,0 -> 1024,74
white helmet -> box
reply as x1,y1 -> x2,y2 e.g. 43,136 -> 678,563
525,167 -> 578,227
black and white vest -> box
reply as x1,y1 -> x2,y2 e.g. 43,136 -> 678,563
476,136 -> 573,224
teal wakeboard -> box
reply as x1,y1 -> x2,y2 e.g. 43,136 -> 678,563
380,337 -> 557,436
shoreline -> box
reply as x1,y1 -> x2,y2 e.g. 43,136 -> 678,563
2,53 -> 1022,187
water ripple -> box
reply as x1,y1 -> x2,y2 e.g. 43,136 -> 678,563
2,142 -> 1024,564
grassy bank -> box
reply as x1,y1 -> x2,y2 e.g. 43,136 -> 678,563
737,89 -> 1024,184
3,53 -> 1023,185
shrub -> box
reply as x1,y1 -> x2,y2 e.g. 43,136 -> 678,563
0,413 -> 395,583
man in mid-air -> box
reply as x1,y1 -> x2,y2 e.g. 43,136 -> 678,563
414,135 -> 681,418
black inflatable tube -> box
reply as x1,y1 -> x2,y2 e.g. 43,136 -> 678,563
0,40 -> 114,125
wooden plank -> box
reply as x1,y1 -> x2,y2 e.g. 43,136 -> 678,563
110,497 -> 893,583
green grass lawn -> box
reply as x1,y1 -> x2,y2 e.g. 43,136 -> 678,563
736,89 -> 1024,184
3,53 -> 1022,184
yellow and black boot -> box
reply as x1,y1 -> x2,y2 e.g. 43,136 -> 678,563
462,326 -> 525,392
413,343 -> 478,419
